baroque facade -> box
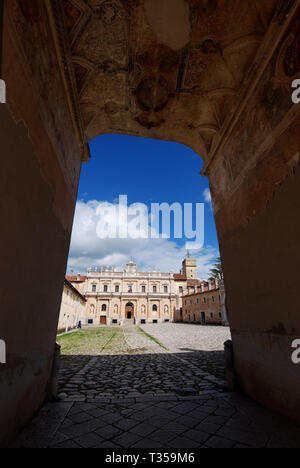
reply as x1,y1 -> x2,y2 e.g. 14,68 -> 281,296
67,257 -> 200,326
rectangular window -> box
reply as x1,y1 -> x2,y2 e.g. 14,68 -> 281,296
92,285 -> 96,293
104,285 -> 108,292
88,319 -> 93,325
219,313 -> 222,319
179,287 -> 183,294
153,286 -> 157,293
210,313 -> 214,319
115,285 -> 119,293
164,286 -> 168,293
142,286 -> 146,293
128,285 -> 133,293
212,296 -> 215,303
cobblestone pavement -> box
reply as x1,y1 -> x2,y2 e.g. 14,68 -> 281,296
12,324 -> 300,448
141,323 -> 231,353
57,325 -> 228,400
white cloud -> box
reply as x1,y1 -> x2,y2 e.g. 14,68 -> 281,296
67,199 -> 219,279
203,188 -> 212,204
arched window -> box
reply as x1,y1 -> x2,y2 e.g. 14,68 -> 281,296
102,304 -> 107,312
152,304 -> 158,312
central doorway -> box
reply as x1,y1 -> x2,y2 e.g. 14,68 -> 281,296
100,316 -> 107,325
125,302 -> 134,320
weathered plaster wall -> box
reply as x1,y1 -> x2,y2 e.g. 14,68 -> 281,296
0,1 -> 82,446
209,15 -> 300,421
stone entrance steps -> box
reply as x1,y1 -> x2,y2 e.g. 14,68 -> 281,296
122,319 -> 136,327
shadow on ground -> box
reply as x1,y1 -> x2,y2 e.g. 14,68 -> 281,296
10,348 -> 300,448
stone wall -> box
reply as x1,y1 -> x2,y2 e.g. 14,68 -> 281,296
0,1 -> 82,446
57,281 -> 86,334
208,14 -> 300,421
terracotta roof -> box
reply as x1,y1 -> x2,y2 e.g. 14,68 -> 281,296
187,280 -> 201,287
64,278 -> 87,302
183,287 -> 220,298
173,274 -> 187,280
66,275 -> 87,283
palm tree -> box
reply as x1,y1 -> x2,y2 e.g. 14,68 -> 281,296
208,257 -> 223,282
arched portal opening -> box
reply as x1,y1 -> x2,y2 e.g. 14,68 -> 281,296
1,0 -> 300,448
125,302 -> 135,320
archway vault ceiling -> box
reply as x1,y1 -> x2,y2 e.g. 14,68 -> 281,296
47,0 -> 299,170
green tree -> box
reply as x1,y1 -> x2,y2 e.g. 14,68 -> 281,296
208,257 -> 223,282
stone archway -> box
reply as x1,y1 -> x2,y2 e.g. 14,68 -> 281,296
0,0 -> 300,446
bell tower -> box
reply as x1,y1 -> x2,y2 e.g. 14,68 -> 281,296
182,252 -> 197,279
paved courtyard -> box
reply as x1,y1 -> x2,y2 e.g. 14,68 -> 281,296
12,324 -> 300,448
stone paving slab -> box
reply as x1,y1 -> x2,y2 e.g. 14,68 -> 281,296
11,392 -> 300,448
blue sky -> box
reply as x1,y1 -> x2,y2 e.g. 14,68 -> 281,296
67,134 -> 220,279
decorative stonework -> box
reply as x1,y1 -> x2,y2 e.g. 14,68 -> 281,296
63,0 -> 82,35
283,17 -> 300,77
43,0 -> 297,163
135,75 -> 170,112
274,16 -> 300,86
95,1 -> 117,25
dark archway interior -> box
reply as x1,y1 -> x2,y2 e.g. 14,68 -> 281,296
0,0 -> 300,446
